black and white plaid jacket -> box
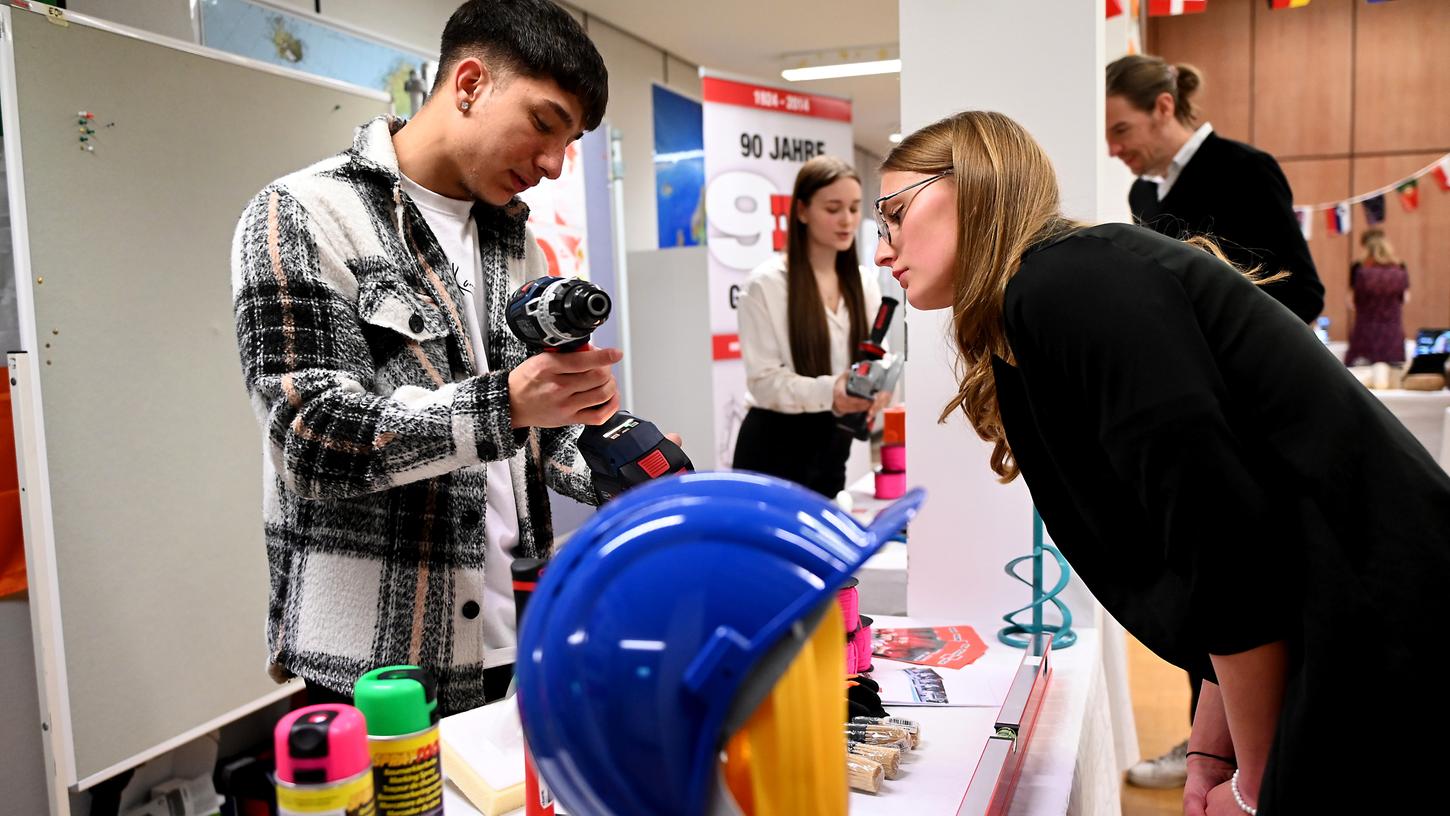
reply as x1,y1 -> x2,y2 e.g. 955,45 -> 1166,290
231,116 -> 601,713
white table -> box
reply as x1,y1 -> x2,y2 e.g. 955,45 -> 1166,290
1369,389 -> 1450,466
445,472 -> 1128,816
441,624 -> 1117,816
849,619 -> 1118,816
844,475 -> 1141,792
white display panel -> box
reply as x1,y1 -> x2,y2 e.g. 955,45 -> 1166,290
700,70 -> 854,467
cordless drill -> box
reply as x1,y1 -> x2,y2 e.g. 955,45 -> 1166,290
838,296 -> 902,441
505,276 -> 693,501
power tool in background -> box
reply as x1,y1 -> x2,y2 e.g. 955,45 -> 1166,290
506,276 -> 693,501
838,296 -> 903,441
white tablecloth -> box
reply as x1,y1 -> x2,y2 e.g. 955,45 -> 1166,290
849,620 -> 1120,816
442,623 -> 1120,816
1370,389 -> 1450,466
847,473 -> 1140,789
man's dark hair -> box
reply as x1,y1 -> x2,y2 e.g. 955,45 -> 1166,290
433,0 -> 608,131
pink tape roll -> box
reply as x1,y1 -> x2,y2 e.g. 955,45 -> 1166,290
837,586 -> 860,630
874,469 -> 906,500
839,581 -> 862,673
880,444 -> 906,472
845,635 -> 863,674
855,616 -> 874,673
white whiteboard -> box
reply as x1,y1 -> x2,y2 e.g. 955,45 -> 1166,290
1,3 -> 390,794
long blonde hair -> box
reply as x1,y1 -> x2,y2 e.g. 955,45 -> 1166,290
882,112 -> 1076,482
1361,228 -> 1401,266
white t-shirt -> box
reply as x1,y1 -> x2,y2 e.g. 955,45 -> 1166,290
399,172 -> 521,659
736,254 -> 885,413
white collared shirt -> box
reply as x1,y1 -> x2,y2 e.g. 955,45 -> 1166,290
1150,122 -> 1214,201
737,254 -> 884,414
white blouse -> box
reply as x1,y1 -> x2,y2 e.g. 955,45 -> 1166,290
737,254 -> 884,414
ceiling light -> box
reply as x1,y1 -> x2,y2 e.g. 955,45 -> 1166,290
779,45 -> 900,83
888,133 -> 903,144
782,59 -> 901,82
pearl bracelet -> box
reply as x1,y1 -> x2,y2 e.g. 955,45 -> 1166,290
1231,769 -> 1258,815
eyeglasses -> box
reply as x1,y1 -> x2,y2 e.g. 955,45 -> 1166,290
875,171 -> 951,248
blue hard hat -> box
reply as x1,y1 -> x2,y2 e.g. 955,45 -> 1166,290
515,471 -> 925,816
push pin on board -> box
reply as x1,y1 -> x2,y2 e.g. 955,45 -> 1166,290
76,112 -> 98,153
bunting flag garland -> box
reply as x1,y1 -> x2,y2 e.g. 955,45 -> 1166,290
1296,152 -> 1448,238
1432,157 -> 1450,193
1294,206 -> 1314,240
1149,0 -> 1207,15
1396,179 -> 1420,212
1107,0 -> 1125,18
1362,194 -> 1386,226
1326,203 -> 1351,236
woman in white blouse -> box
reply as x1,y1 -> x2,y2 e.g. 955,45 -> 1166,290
732,156 -> 888,496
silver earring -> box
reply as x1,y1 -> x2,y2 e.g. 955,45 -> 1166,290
460,100 -> 470,111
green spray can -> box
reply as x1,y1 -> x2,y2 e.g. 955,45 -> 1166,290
353,666 -> 444,816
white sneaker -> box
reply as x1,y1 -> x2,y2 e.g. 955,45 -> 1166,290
1125,739 -> 1188,788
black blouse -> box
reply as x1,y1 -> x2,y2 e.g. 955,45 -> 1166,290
993,223 -> 1450,812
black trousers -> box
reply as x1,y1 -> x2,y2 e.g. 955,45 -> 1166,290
304,664 -> 514,711
732,407 -> 853,498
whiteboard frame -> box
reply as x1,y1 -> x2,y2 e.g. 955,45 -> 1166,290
0,1 -> 377,802
2,4 -> 74,809
5,354 -> 70,814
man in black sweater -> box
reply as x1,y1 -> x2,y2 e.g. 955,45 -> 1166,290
1107,55 -> 1323,325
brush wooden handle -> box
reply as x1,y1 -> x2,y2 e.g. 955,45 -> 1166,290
849,743 -> 901,779
844,725 -> 908,751
853,716 -> 923,748
858,723 -> 913,750
883,717 -> 921,747
846,754 -> 884,793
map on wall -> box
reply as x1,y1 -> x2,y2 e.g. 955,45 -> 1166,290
199,0 -> 436,115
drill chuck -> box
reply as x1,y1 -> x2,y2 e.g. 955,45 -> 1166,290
506,276 -> 612,350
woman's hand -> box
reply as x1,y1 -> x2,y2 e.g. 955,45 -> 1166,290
832,372 -> 873,416
867,390 -> 893,427
1184,756 -> 1236,816
1205,780 -> 1247,816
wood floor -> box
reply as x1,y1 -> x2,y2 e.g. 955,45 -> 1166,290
1121,635 -> 1191,816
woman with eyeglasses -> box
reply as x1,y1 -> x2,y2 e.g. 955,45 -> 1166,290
732,156 -> 888,497
874,111 -> 1450,815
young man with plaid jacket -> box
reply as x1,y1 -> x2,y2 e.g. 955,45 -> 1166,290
231,0 -> 623,714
